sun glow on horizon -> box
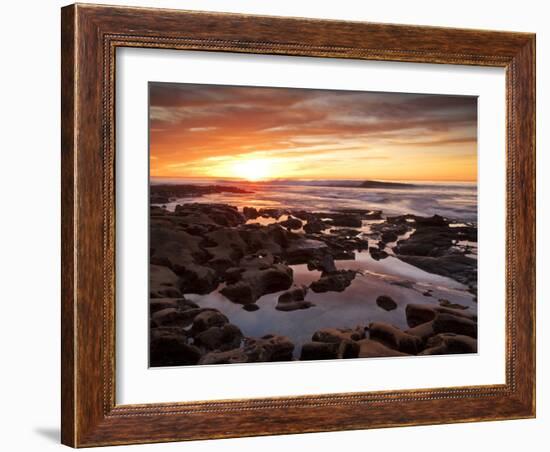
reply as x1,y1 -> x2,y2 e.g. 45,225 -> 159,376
229,158 -> 276,181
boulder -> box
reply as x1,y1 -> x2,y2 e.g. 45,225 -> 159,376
276,285 -> 314,311
149,329 -> 202,366
243,334 -> 295,362
311,327 -> 365,343
300,341 -> 339,360
191,310 -> 229,333
357,339 -> 409,358
310,270 -> 356,293
220,263 -> 293,305
279,216 -> 303,230
243,206 -> 259,220
376,295 -> 397,311
303,218 -> 328,234
149,264 -> 181,298
176,262 -> 218,295
368,322 -> 423,354
194,323 -> 243,351
307,254 -> 337,273
433,313 -> 477,338
419,333 -> 477,355
405,303 -> 475,328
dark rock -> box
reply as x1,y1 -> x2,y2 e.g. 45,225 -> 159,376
405,303 -> 476,328
279,216 -> 303,230
149,264 -> 182,298
278,285 -> 308,303
220,263 -> 293,304
310,270 -> 356,293
381,231 -> 398,243
376,295 -> 397,311
300,339 -> 359,360
357,339 -> 409,358
325,213 -> 363,227
303,218 -> 328,234
311,327 -> 365,343
243,206 -> 259,219
199,349 -> 249,365
243,334 -> 295,362
307,254 -> 337,273
276,286 -> 314,310
176,262 -> 218,295
369,247 -> 388,261
191,310 -> 229,333
368,322 -> 423,354
194,324 -> 243,351
275,300 -> 314,311
433,313 -> 477,338
149,297 -> 198,314
300,341 -> 339,360
258,208 -> 286,219
419,333 -> 477,355
150,329 -> 202,366
283,238 -> 329,265
242,304 -> 260,312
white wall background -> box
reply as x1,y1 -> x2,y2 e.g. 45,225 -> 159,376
0,1 -> 546,451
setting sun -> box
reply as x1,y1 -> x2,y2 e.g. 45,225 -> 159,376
230,158 -> 274,181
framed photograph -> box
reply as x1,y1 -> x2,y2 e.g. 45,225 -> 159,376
61,3 -> 536,447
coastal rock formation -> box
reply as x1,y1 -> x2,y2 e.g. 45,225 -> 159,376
276,286 -> 314,311
376,295 -> 398,311
310,270 -> 356,293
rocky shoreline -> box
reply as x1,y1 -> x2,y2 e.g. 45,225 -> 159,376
149,185 -> 478,366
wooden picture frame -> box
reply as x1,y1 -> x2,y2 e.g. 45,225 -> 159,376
61,3 -> 536,447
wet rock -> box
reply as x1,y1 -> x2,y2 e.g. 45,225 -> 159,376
239,224 -> 296,255
276,300 -> 314,311
220,264 -> 293,304
151,308 -> 191,327
419,333 -> 477,355
150,264 -> 182,298
199,349 -> 249,365
283,238 -> 329,265
405,303 -> 476,328
275,286 -> 314,311
203,227 -> 248,270
149,298 -> 198,314
310,270 -> 356,293
404,321 -> 435,342
176,262 -> 218,295
325,213 -> 363,228
194,324 -> 243,351
300,341 -> 339,360
376,295 -> 397,311
258,208 -> 286,219
307,254 -> 337,273
303,218 -> 328,234
398,255 -> 477,291
243,334 -> 295,362
330,228 -> 361,237
279,285 -> 308,303
311,327 -> 365,343
369,247 -> 388,261
433,313 -> 477,338
357,339 -> 409,358
368,322 -> 423,354
239,250 -> 275,270
276,285 -> 314,311
301,339 -> 359,360
191,310 -> 229,333
150,329 -> 202,366
242,304 -> 260,312
279,216 -> 303,230
381,231 -> 398,243
243,206 -> 259,220
174,203 -> 245,227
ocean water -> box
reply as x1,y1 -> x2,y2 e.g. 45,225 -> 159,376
151,178 -> 477,223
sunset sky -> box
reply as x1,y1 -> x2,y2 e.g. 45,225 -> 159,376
149,83 -> 477,182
